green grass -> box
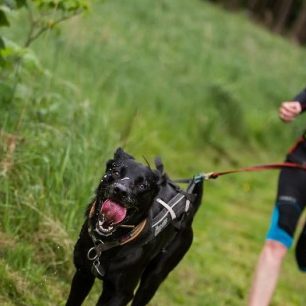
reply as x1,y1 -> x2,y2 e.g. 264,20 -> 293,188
1,0 -> 306,304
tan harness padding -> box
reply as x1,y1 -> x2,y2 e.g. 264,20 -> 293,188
120,218 -> 147,245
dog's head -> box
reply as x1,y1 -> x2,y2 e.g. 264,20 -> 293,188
93,148 -> 160,236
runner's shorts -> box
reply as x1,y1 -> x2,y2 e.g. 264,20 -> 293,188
266,136 -> 306,271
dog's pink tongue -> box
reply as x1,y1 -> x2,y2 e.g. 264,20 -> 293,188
101,200 -> 127,225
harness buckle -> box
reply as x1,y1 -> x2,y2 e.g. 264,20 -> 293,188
94,239 -> 104,246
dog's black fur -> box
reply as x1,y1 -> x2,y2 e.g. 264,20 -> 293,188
66,148 -> 203,306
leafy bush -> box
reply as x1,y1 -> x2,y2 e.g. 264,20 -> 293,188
0,0 -> 89,109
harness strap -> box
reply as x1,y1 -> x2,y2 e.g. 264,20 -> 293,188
153,194 -> 186,227
287,136 -> 305,154
185,199 -> 190,212
173,174 -> 207,184
89,200 -> 96,218
156,198 -> 177,220
120,219 -> 147,245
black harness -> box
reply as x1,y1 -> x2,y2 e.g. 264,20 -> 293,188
146,175 -> 204,240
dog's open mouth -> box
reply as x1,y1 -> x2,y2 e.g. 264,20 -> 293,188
96,199 -> 127,236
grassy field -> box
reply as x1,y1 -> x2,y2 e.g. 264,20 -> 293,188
1,0 -> 306,305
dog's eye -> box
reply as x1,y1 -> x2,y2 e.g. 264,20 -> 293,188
138,184 -> 146,190
135,177 -> 145,189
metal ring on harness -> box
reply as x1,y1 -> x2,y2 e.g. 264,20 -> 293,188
87,247 -> 99,261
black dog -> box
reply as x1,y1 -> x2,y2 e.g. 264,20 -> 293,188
66,148 -> 203,306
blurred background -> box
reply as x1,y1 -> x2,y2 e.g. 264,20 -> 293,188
1,0 -> 306,305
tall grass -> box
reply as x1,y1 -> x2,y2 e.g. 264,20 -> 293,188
1,0 -> 306,305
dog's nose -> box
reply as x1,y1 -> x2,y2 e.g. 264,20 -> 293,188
112,183 -> 128,198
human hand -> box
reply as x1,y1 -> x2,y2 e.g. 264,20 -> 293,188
279,101 -> 302,122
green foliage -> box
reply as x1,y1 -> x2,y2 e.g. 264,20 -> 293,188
0,0 -> 90,122
0,1 -> 26,29
0,9 -> 10,26
33,0 -> 88,11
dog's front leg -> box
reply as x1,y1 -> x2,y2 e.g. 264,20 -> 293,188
66,269 -> 95,306
132,228 -> 194,306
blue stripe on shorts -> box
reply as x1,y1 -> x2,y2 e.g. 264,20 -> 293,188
266,206 -> 293,248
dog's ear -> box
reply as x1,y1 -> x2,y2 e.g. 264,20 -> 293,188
154,157 -> 164,175
105,148 -> 134,172
151,169 -> 167,186
151,169 -> 161,184
153,157 -> 168,185
114,147 -> 134,160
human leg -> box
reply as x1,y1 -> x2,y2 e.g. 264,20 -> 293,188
248,166 -> 306,306
248,240 -> 287,306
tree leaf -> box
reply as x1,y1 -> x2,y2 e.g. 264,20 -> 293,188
0,9 -> 9,26
0,36 -> 5,49
2,1 -> 15,9
15,0 -> 27,8
0,36 -> 5,66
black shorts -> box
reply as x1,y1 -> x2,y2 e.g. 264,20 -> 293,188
266,136 -> 306,271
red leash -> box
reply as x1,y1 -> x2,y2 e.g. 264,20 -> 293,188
205,162 -> 306,180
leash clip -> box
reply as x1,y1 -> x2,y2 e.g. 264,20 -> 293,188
202,172 -> 216,180
92,259 -> 105,278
